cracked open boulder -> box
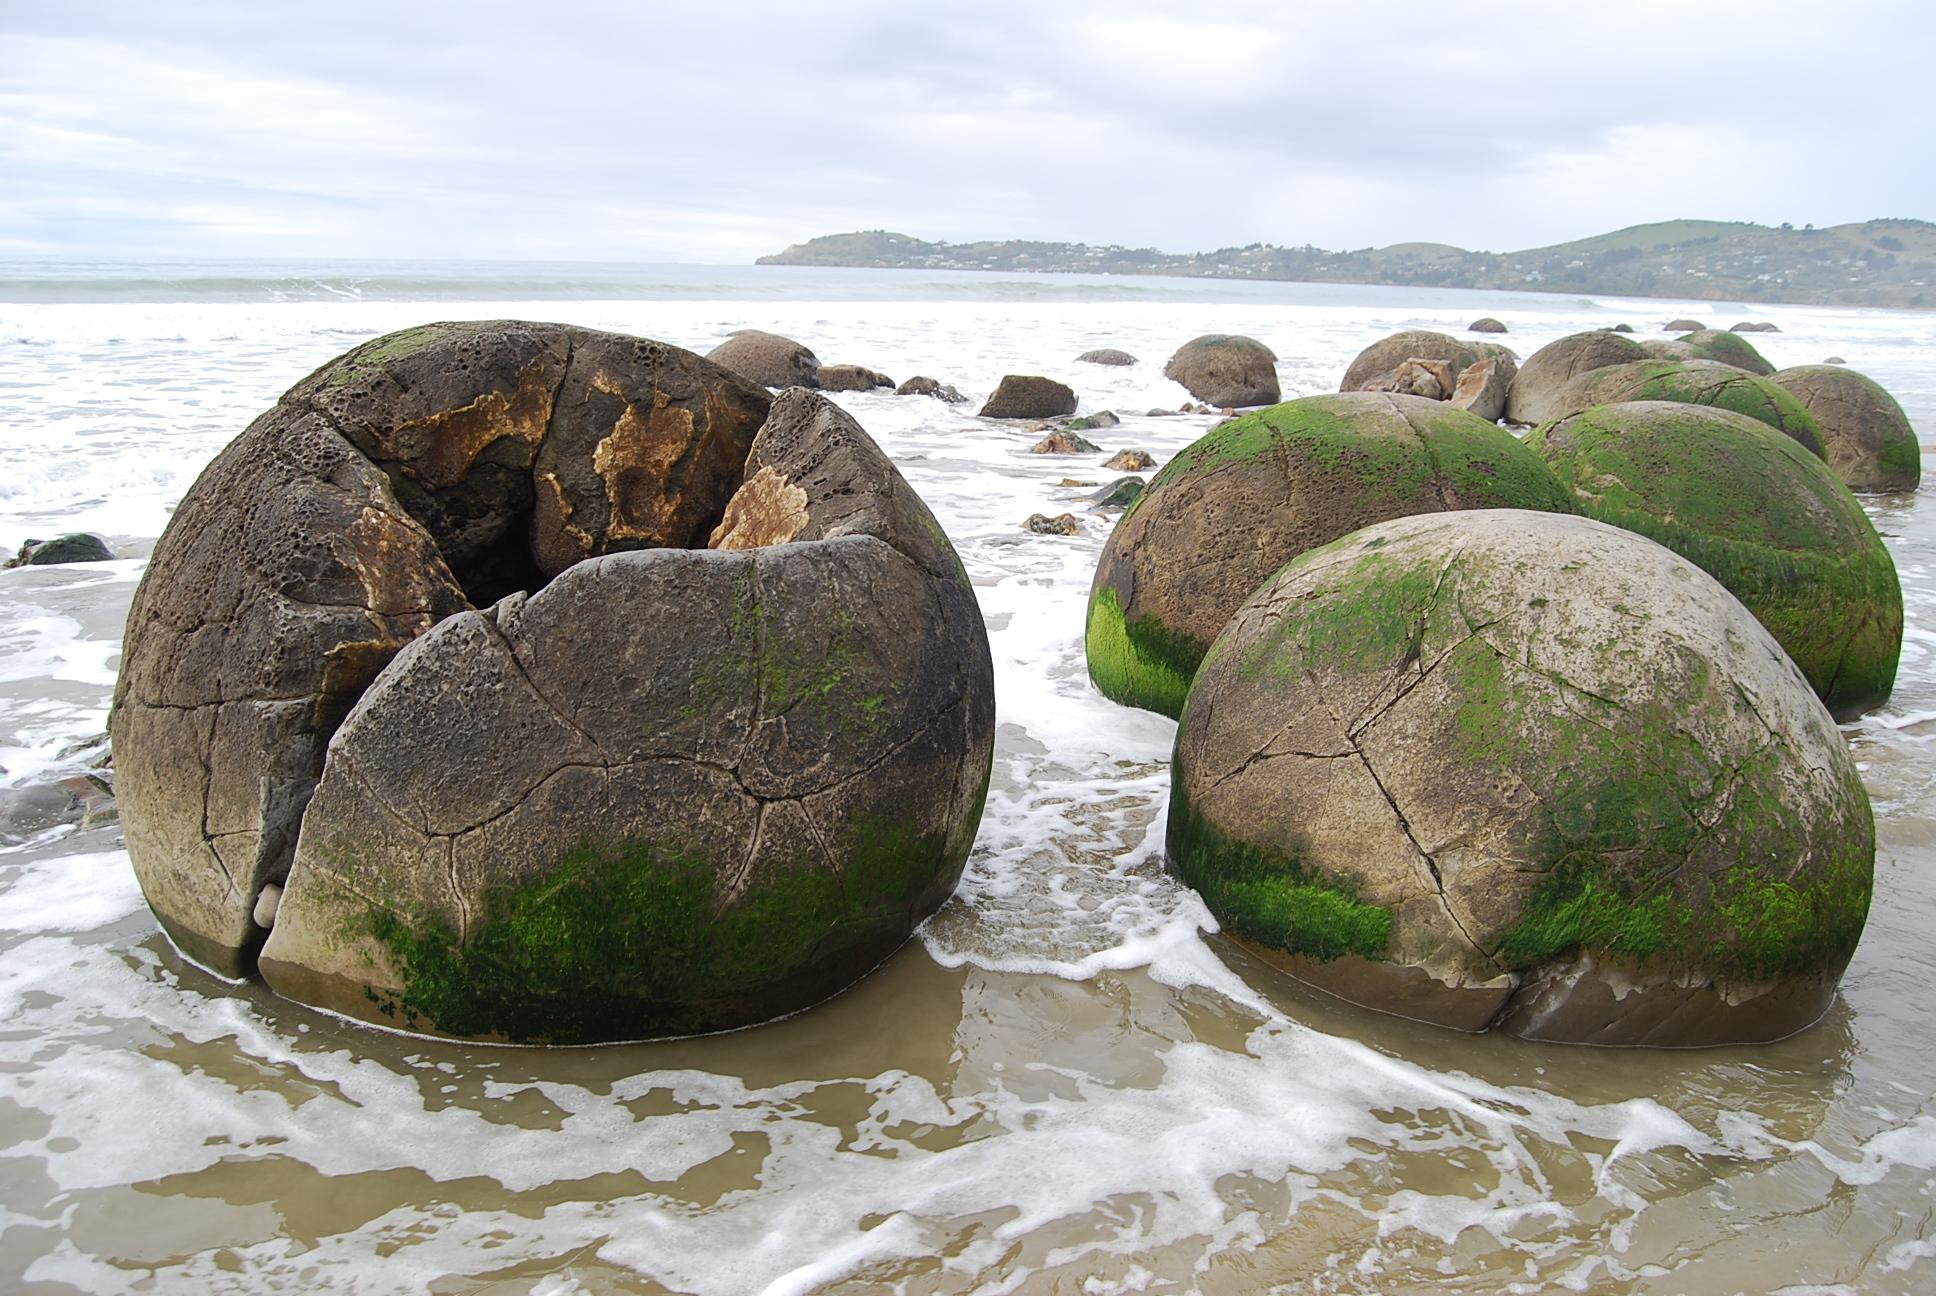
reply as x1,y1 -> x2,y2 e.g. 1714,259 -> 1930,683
112,321 -> 994,1042
1529,401 -> 1901,720
1171,508 -> 1874,1046
1085,393 -> 1575,719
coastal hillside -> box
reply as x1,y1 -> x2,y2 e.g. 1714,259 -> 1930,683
758,219 -> 1936,308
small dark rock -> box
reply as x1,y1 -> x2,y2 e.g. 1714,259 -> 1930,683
981,375 -> 1078,420
1058,411 -> 1121,431
897,376 -> 966,403
1825,356 -> 1847,365
1468,318 -> 1508,334
1077,349 -> 1137,366
816,364 -> 895,392
1610,323 -> 1635,333
4,534 -> 115,569
1088,478 -> 1146,509
1102,449 -> 1155,472
1025,513 -> 1082,536
1032,431 -> 1101,455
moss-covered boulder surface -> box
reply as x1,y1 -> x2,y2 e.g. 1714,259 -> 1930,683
1549,360 -> 1827,458
1769,365 -> 1922,492
115,322 -> 994,1041
1529,401 -> 1901,719
1171,508 -> 1874,1046
1677,328 -> 1775,375
1085,393 -> 1574,718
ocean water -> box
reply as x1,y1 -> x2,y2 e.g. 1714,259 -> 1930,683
2,263 -> 1934,1295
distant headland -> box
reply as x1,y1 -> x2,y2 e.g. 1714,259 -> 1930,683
757,219 -> 1936,309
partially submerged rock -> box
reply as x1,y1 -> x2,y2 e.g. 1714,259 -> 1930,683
1530,401 -> 1901,719
1506,331 -> 1648,426
1172,508 -> 1873,1046
706,330 -> 822,389
1547,360 -> 1827,458
1086,393 -> 1575,718
1026,512 -> 1082,535
1610,323 -> 1635,333
1732,321 -> 1781,333
1032,430 -> 1101,455
4,534 -> 115,568
896,376 -> 966,403
1088,477 -> 1146,509
1664,319 -> 1703,332
980,375 -> 1078,420
1077,348 -> 1137,366
1102,448 -> 1155,472
1058,411 -> 1121,431
1340,330 -> 1483,394
116,322 -> 994,1042
1768,365 -> 1921,492
1164,335 -> 1280,407
1468,318 -> 1508,333
817,364 -> 895,392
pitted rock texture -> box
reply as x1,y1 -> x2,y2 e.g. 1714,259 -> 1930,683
1085,393 -> 1575,719
113,322 -> 772,977
1171,509 -> 1874,1046
705,330 -> 823,389
1546,360 -> 1827,458
979,375 -> 1078,420
1163,335 -> 1280,407
1769,365 -> 1922,492
1339,330 -> 1485,395
1506,331 -> 1648,426
252,387 -> 993,1042
1530,401 -> 1902,720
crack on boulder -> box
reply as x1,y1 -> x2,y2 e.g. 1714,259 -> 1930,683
477,607 -> 613,765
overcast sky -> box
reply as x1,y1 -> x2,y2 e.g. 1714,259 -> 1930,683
2,1 -> 1930,263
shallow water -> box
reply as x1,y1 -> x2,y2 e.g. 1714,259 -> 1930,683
2,268 -> 1934,1294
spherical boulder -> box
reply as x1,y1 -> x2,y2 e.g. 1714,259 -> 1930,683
1078,348 -> 1138,366
706,330 -> 822,389
1164,335 -> 1280,407
115,322 -> 994,1042
1769,365 -> 1921,491
1506,330 -> 1648,426
1664,319 -> 1704,332
1547,360 -> 1827,458
1640,339 -> 1696,362
1468,318 -> 1508,334
1677,328 -> 1775,375
980,375 -> 1078,419
1171,508 -> 1874,1046
1530,401 -> 1901,719
1086,393 -> 1575,718
1340,330 -> 1483,394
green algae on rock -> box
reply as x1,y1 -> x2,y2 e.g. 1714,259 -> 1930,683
1085,393 -> 1575,718
1548,360 -> 1827,458
1506,330 -> 1648,426
1530,400 -> 1902,719
1169,508 -> 1875,1046
1769,364 -> 1923,492
1675,328 -> 1776,375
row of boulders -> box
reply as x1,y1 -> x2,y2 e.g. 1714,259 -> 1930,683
1341,325 -> 1920,493
115,321 -> 996,1045
1083,384 -> 1892,1046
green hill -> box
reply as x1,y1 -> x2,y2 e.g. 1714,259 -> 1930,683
756,220 -> 1936,308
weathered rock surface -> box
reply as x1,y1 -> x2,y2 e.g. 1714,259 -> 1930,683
252,385 -> 994,1042
1086,393 -> 1575,718
1610,323 -> 1635,333
4,534 -> 115,568
1732,321 -> 1782,333
1058,411 -> 1120,431
1077,349 -> 1137,366
1389,358 -> 1456,400
1664,319 -> 1704,332
1531,401 -> 1901,719
1340,330 -> 1483,394
1088,477 -> 1146,509
1102,448 -> 1155,472
1031,431 -> 1101,455
705,330 -> 822,389
896,376 -> 966,403
1449,356 -> 1513,421
1641,339 -> 1697,362
1547,360 -> 1827,458
1506,331 -> 1648,426
1164,335 -> 1280,407
816,364 -> 895,392
1769,365 -> 1922,492
980,375 -> 1078,419
1026,512 -> 1082,535
1468,318 -> 1508,333
1677,329 -> 1775,375
1172,508 -> 1874,1046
